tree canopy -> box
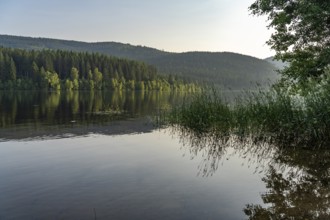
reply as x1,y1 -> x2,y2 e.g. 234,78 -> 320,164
0,47 -> 198,91
249,0 -> 330,91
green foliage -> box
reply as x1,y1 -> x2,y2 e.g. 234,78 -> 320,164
9,58 -> 16,81
44,71 -> 61,90
249,0 -> 330,92
0,52 -> 4,80
31,61 -> 39,81
168,89 -> 232,134
88,80 -> 95,90
0,47 -> 198,91
126,80 -> 135,90
72,79 -> 79,90
0,54 -> 17,81
64,79 -> 73,90
92,67 -> 103,90
165,87 -> 330,148
70,67 -> 79,80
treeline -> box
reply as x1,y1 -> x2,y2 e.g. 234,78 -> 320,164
0,35 -> 279,89
0,47 -> 198,91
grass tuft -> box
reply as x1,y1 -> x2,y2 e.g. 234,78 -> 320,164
163,87 -> 330,148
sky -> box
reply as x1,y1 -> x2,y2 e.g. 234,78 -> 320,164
0,0 -> 274,59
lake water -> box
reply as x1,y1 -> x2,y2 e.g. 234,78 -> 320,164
0,91 -> 329,219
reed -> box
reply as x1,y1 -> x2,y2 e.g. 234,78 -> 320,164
165,87 -> 330,148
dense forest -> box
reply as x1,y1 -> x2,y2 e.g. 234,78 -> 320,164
0,35 -> 279,89
0,47 -> 198,91
150,52 -> 280,88
0,34 -> 166,61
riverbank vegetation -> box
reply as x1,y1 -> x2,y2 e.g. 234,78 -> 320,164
0,47 -> 198,91
164,84 -> 330,148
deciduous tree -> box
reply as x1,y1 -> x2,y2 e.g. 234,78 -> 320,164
249,0 -> 330,91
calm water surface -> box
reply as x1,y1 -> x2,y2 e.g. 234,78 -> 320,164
0,91 -> 329,219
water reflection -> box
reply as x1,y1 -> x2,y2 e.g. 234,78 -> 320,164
0,90 -> 184,140
170,126 -> 276,177
244,148 -> 330,219
170,127 -> 330,219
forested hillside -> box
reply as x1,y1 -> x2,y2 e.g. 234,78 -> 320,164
0,35 -> 166,61
0,47 -> 197,91
151,52 -> 279,88
0,35 -> 279,89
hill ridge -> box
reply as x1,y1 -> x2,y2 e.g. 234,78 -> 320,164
0,34 -> 279,88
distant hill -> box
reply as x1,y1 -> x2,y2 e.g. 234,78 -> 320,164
264,56 -> 287,70
0,34 -> 168,62
0,34 -> 279,88
151,52 -> 279,88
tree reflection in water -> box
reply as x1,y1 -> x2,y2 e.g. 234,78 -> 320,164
170,126 -> 330,219
244,148 -> 330,219
0,90 -> 185,140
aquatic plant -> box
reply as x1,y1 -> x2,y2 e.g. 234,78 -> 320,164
164,87 -> 330,148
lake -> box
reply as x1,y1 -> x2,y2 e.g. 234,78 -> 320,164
0,91 -> 329,219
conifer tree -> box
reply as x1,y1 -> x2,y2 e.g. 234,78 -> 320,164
9,58 -> 16,81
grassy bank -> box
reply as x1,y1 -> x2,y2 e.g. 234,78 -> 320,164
163,87 -> 330,148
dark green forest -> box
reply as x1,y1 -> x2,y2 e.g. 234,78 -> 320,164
0,35 -> 279,89
0,47 -> 197,91
150,52 -> 279,88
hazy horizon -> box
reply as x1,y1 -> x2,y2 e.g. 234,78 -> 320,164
0,0 -> 274,59
1,33 -> 275,59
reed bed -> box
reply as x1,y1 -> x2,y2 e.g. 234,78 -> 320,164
164,87 -> 330,148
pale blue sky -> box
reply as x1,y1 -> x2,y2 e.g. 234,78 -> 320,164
0,0 -> 273,58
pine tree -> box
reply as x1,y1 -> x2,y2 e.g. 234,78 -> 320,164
9,58 -> 17,81
70,67 -> 79,90
31,61 -> 40,81
93,67 -> 103,89
0,52 -> 4,81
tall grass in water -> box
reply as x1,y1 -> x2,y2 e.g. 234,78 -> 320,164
169,88 -> 233,134
166,87 -> 330,148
